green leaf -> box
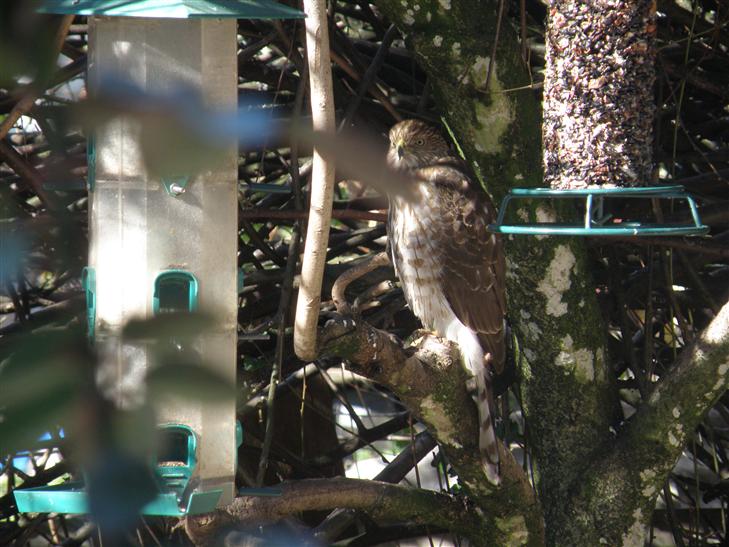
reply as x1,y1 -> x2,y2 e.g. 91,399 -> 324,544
0,329 -> 87,409
109,404 -> 158,463
0,354 -> 81,410
0,329 -> 87,454
139,118 -> 228,181
146,362 -> 236,402
122,312 -> 213,341
0,385 -> 76,455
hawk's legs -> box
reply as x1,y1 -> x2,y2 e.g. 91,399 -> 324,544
464,353 -> 494,399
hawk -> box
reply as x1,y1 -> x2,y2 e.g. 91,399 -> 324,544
386,119 -> 506,485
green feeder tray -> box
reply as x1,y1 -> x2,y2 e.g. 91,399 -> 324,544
14,424 -> 219,516
37,0 -> 304,19
14,422 -> 279,516
13,481 -> 223,517
488,186 -> 709,237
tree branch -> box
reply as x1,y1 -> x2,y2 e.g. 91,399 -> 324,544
634,300 -> 729,445
185,478 -> 489,546
318,315 -> 544,545
312,430 -> 437,542
0,15 -> 75,140
294,0 -> 337,361
201,314 -> 543,545
563,299 -> 729,545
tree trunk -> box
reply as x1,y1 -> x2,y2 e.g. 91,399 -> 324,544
373,1 -> 616,544
540,2 -> 660,545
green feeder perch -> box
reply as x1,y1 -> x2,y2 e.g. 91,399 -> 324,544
14,0 -> 302,518
488,185 -> 709,237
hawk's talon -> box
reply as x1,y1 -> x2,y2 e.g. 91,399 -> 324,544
465,377 -> 478,397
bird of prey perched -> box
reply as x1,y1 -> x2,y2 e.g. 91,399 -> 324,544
386,119 -> 506,485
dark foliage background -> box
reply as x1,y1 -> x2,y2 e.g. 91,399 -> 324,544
0,0 -> 728,545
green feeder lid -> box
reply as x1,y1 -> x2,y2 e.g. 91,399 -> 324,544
37,0 -> 304,19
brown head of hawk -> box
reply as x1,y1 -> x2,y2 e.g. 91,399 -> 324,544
386,119 -> 506,485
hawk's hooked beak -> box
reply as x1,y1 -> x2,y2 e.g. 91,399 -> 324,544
396,141 -> 405,159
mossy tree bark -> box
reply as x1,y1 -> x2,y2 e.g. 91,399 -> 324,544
562,301 -> 729,545
373,0 -> 617,544
187,478 -> 498,546
194,2 -> 728,545
367,1 -> 729,546
368,0 -> 728,544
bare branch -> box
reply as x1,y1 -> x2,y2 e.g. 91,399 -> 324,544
185,478 -> 490,546
318,314 -> 544,545
294,0 -> 337,361
565,299 -> 729,545
312,431 -> 437,542
0,15 -> 75,140
331,252 -> 390,314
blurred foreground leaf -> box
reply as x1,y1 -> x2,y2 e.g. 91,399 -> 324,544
0,388 -> 76,456
74,75 -> 420,203
146,362 -> 236,402
0,3 -> 58,87
86,449 -> 157,534
75,74 -> 277,181
0,231 -> 27,289
122,312 -> 213,341
0,328 -> 88,454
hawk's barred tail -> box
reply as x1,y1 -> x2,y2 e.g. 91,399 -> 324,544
457,326 -> 501,486
476,367 -> 501,486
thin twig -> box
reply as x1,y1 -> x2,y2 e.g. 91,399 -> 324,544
0,15 -> 75,140
255,67 -> 309,487
340,25 -> 399,130
240,219 -> 286,268
0,140 -> 56,210
592,236 -> 729,259
331,252 -> 390,314
312,432 -> 437,543
329,49 -> 402,122
484,0 -> 505,94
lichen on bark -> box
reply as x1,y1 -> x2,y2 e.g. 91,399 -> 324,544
560,301 -> 729,545
373,0 -> 617,544
318,316 -> 545,545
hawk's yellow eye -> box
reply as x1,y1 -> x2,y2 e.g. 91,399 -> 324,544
415,138 -> 425,146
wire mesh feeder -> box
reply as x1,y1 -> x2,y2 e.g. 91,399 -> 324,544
488,185 -> 709,237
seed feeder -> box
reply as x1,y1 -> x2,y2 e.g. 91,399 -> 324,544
488,186 -> 709,236
14,0 -> 303,517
